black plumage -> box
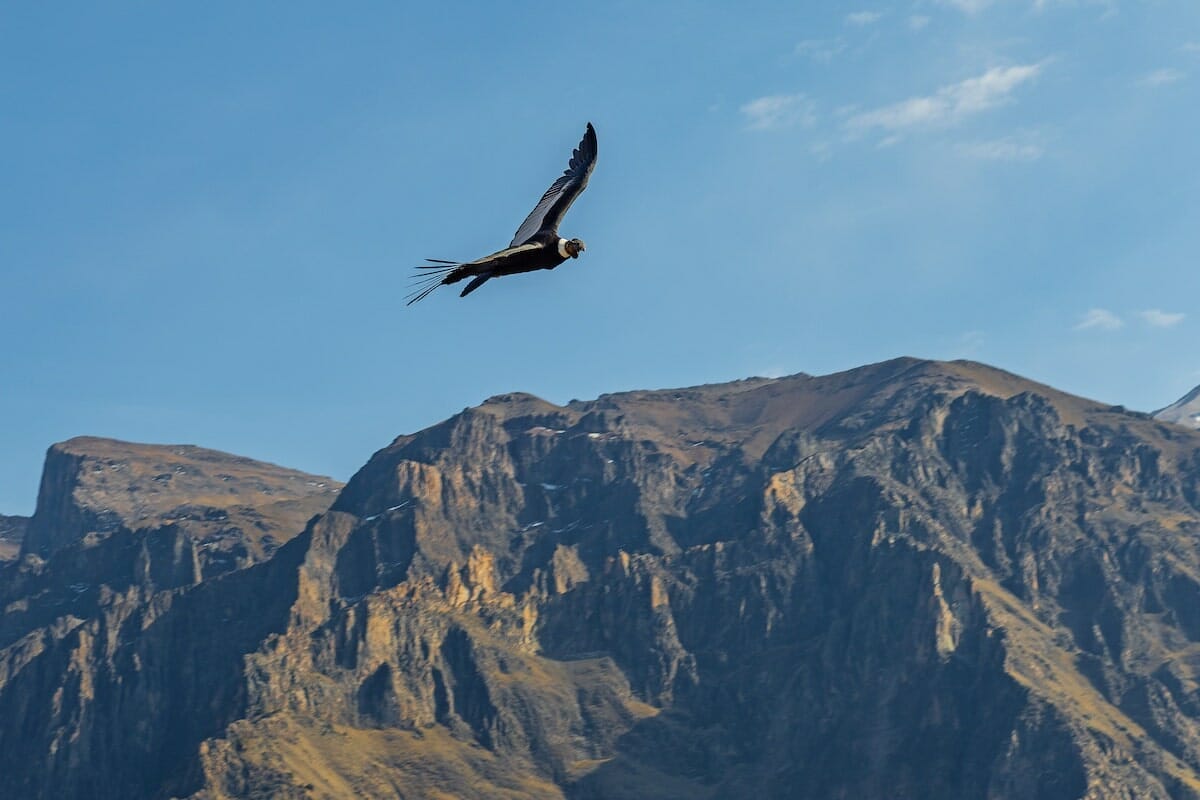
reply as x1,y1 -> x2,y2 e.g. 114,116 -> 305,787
406,123 -> 598,305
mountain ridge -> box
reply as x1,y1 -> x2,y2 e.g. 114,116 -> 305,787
4,357 -> 1200,798
23,435 -> 341,572
1157,383 -> 1200,430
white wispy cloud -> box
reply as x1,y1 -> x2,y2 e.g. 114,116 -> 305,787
957,135 -> 1044,161
937,0 -> 992,12
1141,68 -> 1185,87
846,10 -> 883,25
1183,42 -> 1200,55
1139,309 -> 1185,328
846,63 -> 1043,135
740,93 -> 817,131
941,0 -> 1115,13
909,15 -> 931,30
1034,0 -> 1119,18
1075,308 -> 1124,331
795,38 -> 847,62
953,330 -> 986,358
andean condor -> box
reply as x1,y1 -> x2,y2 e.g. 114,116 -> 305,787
407,122 -> 598,305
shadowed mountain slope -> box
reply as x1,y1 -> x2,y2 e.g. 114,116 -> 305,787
5,359 -> 1200,799
0,515 -> 27,562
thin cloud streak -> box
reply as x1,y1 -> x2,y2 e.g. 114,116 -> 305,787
937,0 -> 992,12
957,136 -> 1044,161
953,330 -> 986,358
740,93 -> 817,131
846,63 -> 1043,135
846,11 -> 883,25
1141,68 -> 1185,86
941,0 -> 1113,13
1075,308 -> 1124,331
1034,0 -> 1120,17
1140,309 -> 1185,328
795,38 -> 846,62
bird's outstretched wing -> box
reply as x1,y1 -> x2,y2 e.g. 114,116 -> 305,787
509,122 -> 598,247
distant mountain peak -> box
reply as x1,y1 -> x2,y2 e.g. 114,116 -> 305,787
1155,383 -> 1200,429
24,436 -> 342,568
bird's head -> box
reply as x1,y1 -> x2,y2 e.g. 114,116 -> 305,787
566,238 -> 586,259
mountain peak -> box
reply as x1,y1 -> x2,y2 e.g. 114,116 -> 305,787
7,360 -> 1200,798
1156,383 -> 1200,429
24,435 -> 342,567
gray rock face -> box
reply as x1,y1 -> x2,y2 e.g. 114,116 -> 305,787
5,360 -> 1200,799
1157,385 -> 1200,429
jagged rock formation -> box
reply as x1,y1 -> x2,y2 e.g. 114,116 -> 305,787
1158,385 -> 1200,430
0,515 -> 27,562
5,360 -> 1200,799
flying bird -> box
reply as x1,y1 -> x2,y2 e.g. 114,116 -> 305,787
406,122 -> 598,305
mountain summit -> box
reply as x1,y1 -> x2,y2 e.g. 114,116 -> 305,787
1157,384 -> 1200,429
3,359 -> 1200,798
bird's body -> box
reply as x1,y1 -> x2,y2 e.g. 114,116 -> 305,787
407,123 -> 598,305
438,232 -> 571,284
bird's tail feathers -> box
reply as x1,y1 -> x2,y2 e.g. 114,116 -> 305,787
405,260 -> 461,305
405,273 -> 450,305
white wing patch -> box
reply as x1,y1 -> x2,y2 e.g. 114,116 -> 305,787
468,243 -> 541,265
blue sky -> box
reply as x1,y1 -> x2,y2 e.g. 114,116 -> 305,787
2,2 -> 1198,514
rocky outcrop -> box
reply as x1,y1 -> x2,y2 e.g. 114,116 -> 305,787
0,438 -> 342,799
1157,384 -> 1200,430
6,361 -> 1200,798
189,360 -> 1200,798
23,437 -> 340,573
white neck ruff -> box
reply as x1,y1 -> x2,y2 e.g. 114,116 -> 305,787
557,238 -> 570,258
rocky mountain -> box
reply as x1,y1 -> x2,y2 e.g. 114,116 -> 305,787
4,359 -> 1200,799
0,515 -> 27,562
1158,385 -> 1200,430
0,438 -> 342,798
23,437 -> 340,573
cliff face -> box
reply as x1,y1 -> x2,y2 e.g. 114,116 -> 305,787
23,437 -> 340,573
5,361 -> 1200,799
0,439 -> 341,799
